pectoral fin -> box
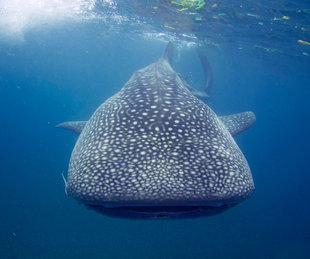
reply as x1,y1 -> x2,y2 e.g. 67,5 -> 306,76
56,121 -> 87,135
219,112 -> 256,137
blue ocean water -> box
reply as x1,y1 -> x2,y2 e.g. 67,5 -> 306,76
0,1 -> 310,258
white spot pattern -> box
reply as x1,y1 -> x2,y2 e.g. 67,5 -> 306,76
67,59 -> 254,205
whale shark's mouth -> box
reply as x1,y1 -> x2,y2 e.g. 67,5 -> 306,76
85,204 -> 237,219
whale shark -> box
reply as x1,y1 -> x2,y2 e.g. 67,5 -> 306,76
57,43 -> 256,218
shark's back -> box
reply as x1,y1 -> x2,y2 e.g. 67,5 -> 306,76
67,55 -> 254,208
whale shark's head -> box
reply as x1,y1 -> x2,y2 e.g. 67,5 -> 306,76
63,45 -> 255,219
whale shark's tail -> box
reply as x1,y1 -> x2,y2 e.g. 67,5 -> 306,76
196,47 -> 213,97
161,42 -> 174,65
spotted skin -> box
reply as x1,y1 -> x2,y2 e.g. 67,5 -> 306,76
219,112 -> 256,137
55,112 -> 256,138
65,48 -> 255,211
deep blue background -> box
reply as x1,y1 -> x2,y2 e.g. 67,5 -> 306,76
0,24 -> 310,259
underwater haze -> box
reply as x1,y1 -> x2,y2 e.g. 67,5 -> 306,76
0,0 -> 310,258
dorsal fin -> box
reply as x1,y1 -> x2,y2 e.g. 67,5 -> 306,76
161,42 -> 174,65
